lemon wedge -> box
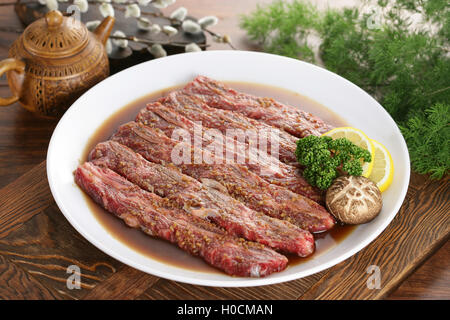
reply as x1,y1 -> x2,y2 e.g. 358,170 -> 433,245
368,139 -> 394,192
322,127 -> 375,178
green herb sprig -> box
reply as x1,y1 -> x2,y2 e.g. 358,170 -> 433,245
295,136 -> 372,190
400,103 -> 450,179
241,0 -> 450,179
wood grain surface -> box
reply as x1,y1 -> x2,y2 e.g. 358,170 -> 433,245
0,0 -> 449,300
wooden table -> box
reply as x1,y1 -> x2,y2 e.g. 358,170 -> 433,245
0,0 -> 448,300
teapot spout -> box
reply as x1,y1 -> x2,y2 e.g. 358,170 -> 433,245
93,16 -> 115,46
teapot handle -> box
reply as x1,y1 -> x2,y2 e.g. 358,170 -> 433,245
0,58 -> 25,107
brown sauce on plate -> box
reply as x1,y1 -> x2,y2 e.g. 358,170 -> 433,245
81,81 -> 354,274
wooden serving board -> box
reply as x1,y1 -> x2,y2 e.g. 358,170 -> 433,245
0,161 -> 448,300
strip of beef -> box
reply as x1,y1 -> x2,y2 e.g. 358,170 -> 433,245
75,162 -> 288,277
156,92 -> 298,165
89,141 -> 314,256
181,163 -> 335,234
136,103 -> 322,202
181,76 -> 332,138
111,122 -> 335,232
138,103 -> 281,171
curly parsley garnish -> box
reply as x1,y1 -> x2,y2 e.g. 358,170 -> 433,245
295,136 -> 372,190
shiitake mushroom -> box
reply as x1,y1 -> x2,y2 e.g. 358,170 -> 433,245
325,175 -> 382,225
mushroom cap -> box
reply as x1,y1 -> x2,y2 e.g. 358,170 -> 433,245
325,175 -> 382,225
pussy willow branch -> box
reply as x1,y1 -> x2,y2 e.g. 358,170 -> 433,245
109,34 -> 210,48
9,0 -> 149,7
87,0 -> 141,4
12,0 -> 144,5
203,28 -> 236,50
9,0 -> 236,49
0,26 -> 210,49
131,11 -> 236,49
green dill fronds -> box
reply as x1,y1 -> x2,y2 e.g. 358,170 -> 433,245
239,0 -> 319,61
241,0 -> 450,179
400,103 -> 450,179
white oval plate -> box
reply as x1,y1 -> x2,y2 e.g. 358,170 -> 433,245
47,51 -> 410,287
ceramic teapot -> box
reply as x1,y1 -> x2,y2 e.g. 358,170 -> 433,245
0,10 -> 115,117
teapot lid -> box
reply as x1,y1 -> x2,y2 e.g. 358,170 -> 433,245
22,10 -> 89,59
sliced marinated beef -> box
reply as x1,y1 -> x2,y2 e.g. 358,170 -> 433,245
75,162 -> 288,277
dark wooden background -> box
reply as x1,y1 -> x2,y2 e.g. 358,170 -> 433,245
0,0 -> 448,299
